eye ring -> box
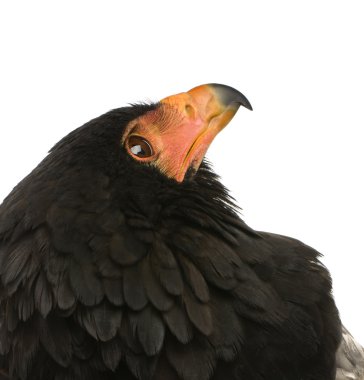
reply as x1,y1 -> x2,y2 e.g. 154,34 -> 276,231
126,135 -> 154,159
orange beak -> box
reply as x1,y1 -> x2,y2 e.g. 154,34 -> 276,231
128,83 -> 252,182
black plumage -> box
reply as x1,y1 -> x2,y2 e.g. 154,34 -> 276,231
0,84 -> 356,380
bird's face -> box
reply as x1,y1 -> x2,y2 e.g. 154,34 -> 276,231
120,84 -> 252,182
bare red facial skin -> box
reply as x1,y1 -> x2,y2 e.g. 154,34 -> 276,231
123,84 -> 246,182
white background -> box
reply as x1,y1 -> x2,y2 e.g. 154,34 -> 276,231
0,1 -> 363,345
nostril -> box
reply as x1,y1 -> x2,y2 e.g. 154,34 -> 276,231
185,104 -> 194,117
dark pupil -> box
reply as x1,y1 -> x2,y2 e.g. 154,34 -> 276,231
128,136 -> 152,158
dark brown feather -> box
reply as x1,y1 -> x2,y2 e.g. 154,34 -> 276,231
0,104 -> 343,380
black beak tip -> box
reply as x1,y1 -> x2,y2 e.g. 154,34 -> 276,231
242,99 -> 253,111
208,83 -> 253,111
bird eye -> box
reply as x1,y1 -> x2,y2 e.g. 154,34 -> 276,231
127,135 -> 154,158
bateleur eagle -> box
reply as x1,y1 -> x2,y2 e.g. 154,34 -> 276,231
0,84 -> 363,380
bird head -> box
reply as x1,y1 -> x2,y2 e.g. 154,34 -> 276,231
31,83 -> 253,224
1,84 -> 252,239
51,84 -> 251,183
